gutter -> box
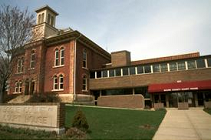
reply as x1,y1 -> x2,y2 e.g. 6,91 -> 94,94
73,33 -> 81,101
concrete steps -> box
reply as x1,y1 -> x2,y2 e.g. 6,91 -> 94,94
8,95 -> 31,103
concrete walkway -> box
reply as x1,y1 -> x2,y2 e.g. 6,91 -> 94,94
153,108 -> 211,140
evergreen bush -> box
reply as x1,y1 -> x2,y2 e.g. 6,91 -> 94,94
72,108 -> 89,131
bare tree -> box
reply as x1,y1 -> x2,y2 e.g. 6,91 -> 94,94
0,5 -> 35,103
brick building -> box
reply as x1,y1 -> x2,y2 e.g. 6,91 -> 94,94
8,5 -> 110,102
9,5 -> 211,108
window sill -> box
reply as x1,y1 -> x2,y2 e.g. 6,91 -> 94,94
53,65 -> 64,68
51,89 -> 64,92
82,90 -> 88,92
28,68 -> 35,70
13,92 -> 22,94
15,72 -> 24,75
82,67 -> 89,70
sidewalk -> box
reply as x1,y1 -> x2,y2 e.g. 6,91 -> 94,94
153,108 -> 211,140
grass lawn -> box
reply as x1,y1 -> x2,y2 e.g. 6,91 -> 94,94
66,105 -> 166,139
204,108 -> 211,115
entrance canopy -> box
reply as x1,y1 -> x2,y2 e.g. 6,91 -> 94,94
148,80 -> 211,93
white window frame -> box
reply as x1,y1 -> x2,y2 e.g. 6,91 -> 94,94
82,75 -> 87,91
55,49 -> 59,66
53,76 -> 58,90
60,48 -> 64,66
82,49 -> 87,68
30,50 -> 35,69
59,75 -> 64,90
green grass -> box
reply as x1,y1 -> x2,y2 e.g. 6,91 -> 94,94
0,105 -> 166,139
204,108 -> 211,115
66,106 -> 166,139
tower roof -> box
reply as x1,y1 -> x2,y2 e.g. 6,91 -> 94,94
35,5 -> 59,16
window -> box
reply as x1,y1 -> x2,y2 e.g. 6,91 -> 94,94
83,49 -> 87,68
122,68 -> 128,76
208,58 -> 211,67
30,50 -> 35,69
129,67 -> 136,75
196,59 -> 205,68
153,64 -> 160,73
21,58 -> 24,72
82,75 -> 87,91
17,59 -> 21,73
115,68 -> 121,76
178,61 -> 186,70
60,48 -> 64,65
59,75 -> 64,89
41,13 -> 44,23
187,60 -> 196,70
15,82 -> 19,93
51,16 -> 54,26
90,71 -> 95,79
19,82 -> 22,93
38,14 -> 41,24
102,70 -> 108,78
144,65 -> 151,73
137,66 -> 144,74
48,14 -> 51,24
109,69 -> 115,77
15,81 -> 22,93
55,49 -> 59,66
160,63 -> 168,72
169,62 -> 177,71
53,76 -> 58,90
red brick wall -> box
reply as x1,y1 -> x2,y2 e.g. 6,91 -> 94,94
44,41 -> 75,94
75,42 -> 110,95
98,95 -> 144,109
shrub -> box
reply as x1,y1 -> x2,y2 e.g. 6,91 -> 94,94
3,94 -> 19,103
65,127 -> 87,139
27,92 -> 61,103
72,108 -> 89,132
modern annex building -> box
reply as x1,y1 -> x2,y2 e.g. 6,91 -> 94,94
9,5 -> 211,108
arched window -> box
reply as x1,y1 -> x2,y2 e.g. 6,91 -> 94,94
83,49 -> 87,68
15,82 -> 19,93
48,14 -> 51,24
53,76 -> 58,90
51,16 -> 54,26
30,50 -> 35,69
55,49 -> 59,66
41,13 -> 44,23
38,14 -> 41,24
59,75 -> 64,89
19,82 -> 22,93
15,81 -> 22,93
60,48 -> 64,65
82,75 -> 87,91
17,57 -> 24,73
17,58 -> 21,73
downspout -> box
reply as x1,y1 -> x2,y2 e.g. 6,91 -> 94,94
73,33 -> 81,101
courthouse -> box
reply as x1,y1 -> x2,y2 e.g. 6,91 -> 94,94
9,5 -> 211,108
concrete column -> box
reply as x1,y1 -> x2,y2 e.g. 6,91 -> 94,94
132,88 -> 135,95
195,93 -> 198,107
100,90 -> 102,96
159,94 -> 161,103
203,92 -> 206,105
166,94 -> 169,108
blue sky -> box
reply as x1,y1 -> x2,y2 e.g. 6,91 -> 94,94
1,0 -> 211,60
